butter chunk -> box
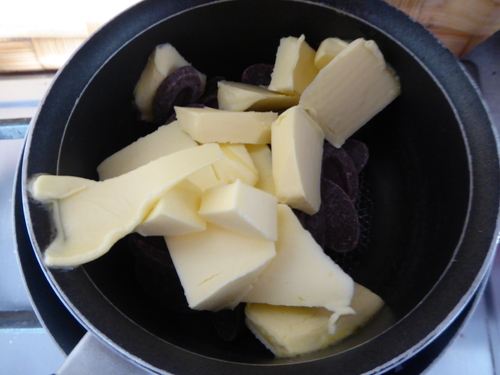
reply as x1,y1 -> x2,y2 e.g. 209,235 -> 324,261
96,120 -> 218,192
245,283 -> 384,358
217,81 -> 299,112
29,175 -> 96,202
33,143 -> 225,268
212,143 -> 258,186
97,121 -> 197,180
198,179 -> 278,241
271,106 -> 324,214
135,180 -> 205,236
242,204 -> 354,314
314,37 -> 348,70
165,223 -> 276,311
246,144 -> 275,195
268,34 -> 319,95
134,43 -> 192,122
300,38 -> 401,148
185,164 -> 223,192
175,106 -> 277,144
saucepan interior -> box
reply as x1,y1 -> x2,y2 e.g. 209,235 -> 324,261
22,0 -> 499,374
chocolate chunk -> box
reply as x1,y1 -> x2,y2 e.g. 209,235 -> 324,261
165,112 -> 176,125
152,66 -> 203,124
210,304 -> 246,342
203,75 -> 225,97
241,63 -> 274,86
322,178 -> 360,253
298,178 -> 360,254
199,94 -> 219,109
199,75 -> 225,109
322,141 -> 359,201
343,139 -> 369,173
295,207 -> 326,250
128,234 -> 192,313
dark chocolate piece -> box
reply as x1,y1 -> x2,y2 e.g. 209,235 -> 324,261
128,234 -> 192,313
322,141 -> 359,201
322,178 -> 360,253
241,63 -> 274,86
199,94 -> 219,109
295,207 -> 326,250
152,66 -> 203,124
342,139 -> 369,173
199,75 -> 225,108
210,304 -> 246,342
298,178 -> 360,254
203,75 -> 225,97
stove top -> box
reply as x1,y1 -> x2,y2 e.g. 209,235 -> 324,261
1,32 -> 499,375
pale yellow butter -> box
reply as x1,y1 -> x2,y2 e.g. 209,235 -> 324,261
33,143 -> 225,268
242,204 -> 354,314
271,106 -> 324,214
135,180 -> 206,236
299,38 -> 401,148
268,34 -> 319,95
245,283 -> 384,358
134,43 -> 192,122
97,121 -> 197,180
198,179 -> 278,241
212,143 -> 258,186
165,223 -> 276,311
96,120 -> 219,192
314,37 -> 349,70
246,144 -> 275,195
175,106 -> 276,144
217,81 -> 299,112
29,175 -> 97,202
185,164 -> 223,192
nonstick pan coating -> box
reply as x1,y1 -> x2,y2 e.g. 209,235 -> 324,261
21,0 -> 500,374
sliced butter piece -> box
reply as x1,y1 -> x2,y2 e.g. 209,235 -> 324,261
217,81 -> 299,112
175,106 -> 277,144
135,180 -> 205,236
96,120 -> 218,192
133,43 -> 191,122
314,37 -> 349,70
212,143 -> 258,186
246,144 -> 275,195
165,223 -> 276,311
242,204 -> 354,314
97,121 -> 198,180
198,179 -> 278,241
29,175 -> 97,202
299,38 -> 400,148
271,106 -> 324,214
33,143 -> 225,268
245,283 -> 385,358
186,164 -> 224,192
268,34 -> 319,95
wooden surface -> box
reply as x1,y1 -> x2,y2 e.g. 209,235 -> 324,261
1,0 -> 499,72
385,0 -> 500,55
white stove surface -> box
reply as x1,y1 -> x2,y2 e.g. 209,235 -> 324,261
1,32 -> 499,375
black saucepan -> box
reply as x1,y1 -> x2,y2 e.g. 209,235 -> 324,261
20,0 -> 500,374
